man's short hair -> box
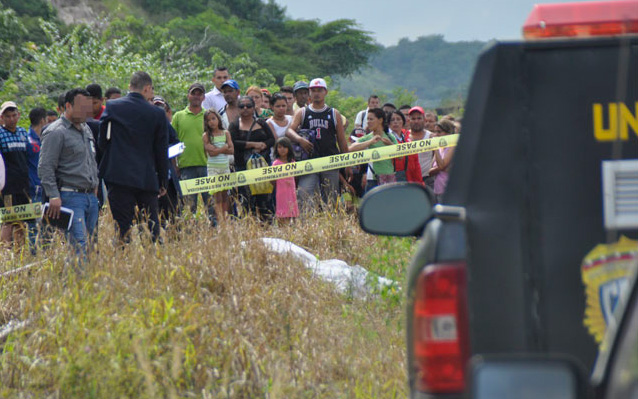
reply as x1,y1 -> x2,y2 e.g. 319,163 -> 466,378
399,104 -> 411,111
270,93 -> 287,104
129,71 -> 153,91
424,111 -> 438,121
105,87 -> 122,99
279,86 -> 293,94
214,66 -> 228,74
46,110 -> 58,117
383,103 -> 396,110
368,95 -> 379,103
86,83 -> 103,99
29,107 -> 47,125
57,93 -> 66,110
65,88 -> 91,106
152,96 -> 171,111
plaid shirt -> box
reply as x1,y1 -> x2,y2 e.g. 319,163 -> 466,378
0,125 -> 28,153
0,125 -> 29,195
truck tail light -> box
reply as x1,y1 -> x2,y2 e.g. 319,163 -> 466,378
412,262 -> 470,393
523,0 -> 638,40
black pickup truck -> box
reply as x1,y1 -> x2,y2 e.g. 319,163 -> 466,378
359,1 -> 638,398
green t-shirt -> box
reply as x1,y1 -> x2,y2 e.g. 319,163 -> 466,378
357,131 -> 398,175
172,107 -> 206,168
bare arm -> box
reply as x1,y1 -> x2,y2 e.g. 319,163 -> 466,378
349,135 -> 379,152
289,108 -> 303,132
334,109 -> 348,154
435,147 -> 455,170
223,131 -> 234,155
203,132 -> 217,156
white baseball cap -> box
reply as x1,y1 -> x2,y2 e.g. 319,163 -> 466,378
309,78 -> 328,90
0,101 -> 18,116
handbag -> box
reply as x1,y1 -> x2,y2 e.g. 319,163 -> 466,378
246,153 -> 274,195
242,119 -> 270,165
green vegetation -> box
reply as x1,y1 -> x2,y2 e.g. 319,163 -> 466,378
1,211 -> 417,398
0,0 -> 59,44
0,0 -> 378,85
338,35 -> 488,107
0,0 -> 482,112
0,0 -> 376,124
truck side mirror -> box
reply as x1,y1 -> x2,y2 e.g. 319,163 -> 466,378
358,183 -> 433,237
469,355 -> 591,399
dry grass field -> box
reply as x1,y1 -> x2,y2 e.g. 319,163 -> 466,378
0,208 -> 417,398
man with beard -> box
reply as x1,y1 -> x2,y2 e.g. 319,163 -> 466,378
219,79 -> 241,129
408,106 -> 435,190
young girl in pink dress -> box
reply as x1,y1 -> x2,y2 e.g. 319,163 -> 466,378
272,137 -> 299,223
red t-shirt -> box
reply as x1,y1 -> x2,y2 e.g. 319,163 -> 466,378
393,129 -> 424,185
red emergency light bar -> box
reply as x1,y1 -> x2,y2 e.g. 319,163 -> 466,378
523,0 -> 638,39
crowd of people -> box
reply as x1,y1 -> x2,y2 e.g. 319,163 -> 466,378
0,67 -> 460,262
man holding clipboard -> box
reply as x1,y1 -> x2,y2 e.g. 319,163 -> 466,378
38,88 -> 99,256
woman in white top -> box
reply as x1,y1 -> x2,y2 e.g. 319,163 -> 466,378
267,93 -> 293,160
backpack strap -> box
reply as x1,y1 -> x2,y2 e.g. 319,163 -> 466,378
301,106 -> 309,128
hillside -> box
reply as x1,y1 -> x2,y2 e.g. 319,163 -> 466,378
337,35 -> 489,107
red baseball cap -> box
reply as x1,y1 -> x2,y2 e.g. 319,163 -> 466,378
408,106 -> 425,115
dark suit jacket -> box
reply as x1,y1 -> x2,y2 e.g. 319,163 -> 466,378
98,92 -> 168,192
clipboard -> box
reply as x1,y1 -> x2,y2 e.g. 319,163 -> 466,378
168,142 -> 185,159
41,203 -> 74,231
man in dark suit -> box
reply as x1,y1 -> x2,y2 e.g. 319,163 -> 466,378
98,71 -> 168,242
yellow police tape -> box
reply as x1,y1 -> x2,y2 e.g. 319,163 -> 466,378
0,202 -> 42,223
180,134 -> 459,195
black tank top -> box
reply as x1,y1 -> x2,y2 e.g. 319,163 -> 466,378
301,105 -> 338,157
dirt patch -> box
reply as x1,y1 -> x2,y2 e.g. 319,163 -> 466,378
48,0 -> 100,25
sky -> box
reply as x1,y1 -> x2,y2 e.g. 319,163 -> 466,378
274,0 -> 603,46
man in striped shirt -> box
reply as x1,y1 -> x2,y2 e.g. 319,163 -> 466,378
0,101 -> 30,248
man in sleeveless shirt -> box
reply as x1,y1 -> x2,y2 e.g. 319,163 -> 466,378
289,78 -> 349,208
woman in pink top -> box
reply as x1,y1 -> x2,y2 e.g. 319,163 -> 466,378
429,119 -> 456,203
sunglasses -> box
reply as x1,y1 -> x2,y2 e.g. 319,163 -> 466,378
238,104 -> 254,109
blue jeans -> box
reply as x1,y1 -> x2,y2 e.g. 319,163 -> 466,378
297,170 -> 340,209
180,166 -> 212,215
60,191 -> 99,254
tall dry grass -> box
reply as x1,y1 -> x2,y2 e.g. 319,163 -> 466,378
0,207 -> 416,398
